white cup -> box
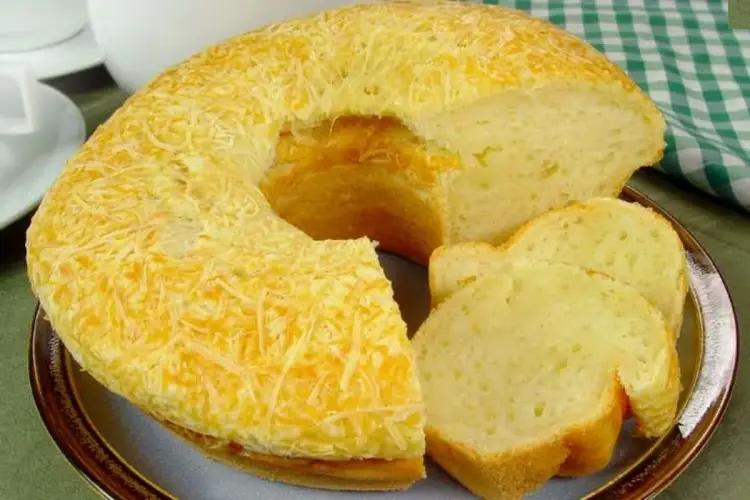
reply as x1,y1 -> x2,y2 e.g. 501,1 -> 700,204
0,0 -> 88,53
0,64 -> 43,188
86,0 -> 368,94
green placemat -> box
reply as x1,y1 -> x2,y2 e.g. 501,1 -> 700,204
729,0 -> 750,29
485,0 -> 750,211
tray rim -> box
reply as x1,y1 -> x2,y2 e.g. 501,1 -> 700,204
27,185 -> 740,500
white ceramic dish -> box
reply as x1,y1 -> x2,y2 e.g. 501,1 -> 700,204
0,83 -> 85,229
0,25 -> 104,80
0,0 -> 88,54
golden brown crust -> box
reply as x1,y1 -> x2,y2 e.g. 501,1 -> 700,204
162,420 -> 425,491
426,426 -> 568,500
557,386 -> 625,477
425,383 -> 626,500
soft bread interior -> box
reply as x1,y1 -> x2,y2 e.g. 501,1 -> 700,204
429,198 -> 688,337
261,87 -> 664,263
413,260 -> 680,499
416,85 -> 665,244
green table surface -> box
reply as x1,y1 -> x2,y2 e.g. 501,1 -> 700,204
1,69 -> 748,500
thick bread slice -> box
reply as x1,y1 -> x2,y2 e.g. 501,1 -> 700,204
430,198 -> 688,337
413,259 -> 680,500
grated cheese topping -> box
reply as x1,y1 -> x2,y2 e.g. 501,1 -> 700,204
25,1 -> 651,461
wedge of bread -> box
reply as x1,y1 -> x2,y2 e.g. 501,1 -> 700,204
413,259 -> 681,499
429,198 -> 688,338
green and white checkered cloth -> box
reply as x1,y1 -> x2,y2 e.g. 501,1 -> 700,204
479,0 -> 750,211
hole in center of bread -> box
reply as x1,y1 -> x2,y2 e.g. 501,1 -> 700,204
260,115 -> 448,265
260,116 -> 441,336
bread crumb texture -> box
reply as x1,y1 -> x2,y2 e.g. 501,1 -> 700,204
430,198 -> 689,336
26,0 -> 664,468
414,259 -> 681,499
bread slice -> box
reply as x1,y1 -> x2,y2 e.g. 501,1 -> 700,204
429,198 -> 688,338
412,259 -> 681,500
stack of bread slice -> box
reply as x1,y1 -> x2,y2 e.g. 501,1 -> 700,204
413,198 -> 688,499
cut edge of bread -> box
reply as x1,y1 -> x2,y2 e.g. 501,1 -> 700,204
425,382 -> 625,500
430,197 -> 689,338
416,258 -> 681,499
